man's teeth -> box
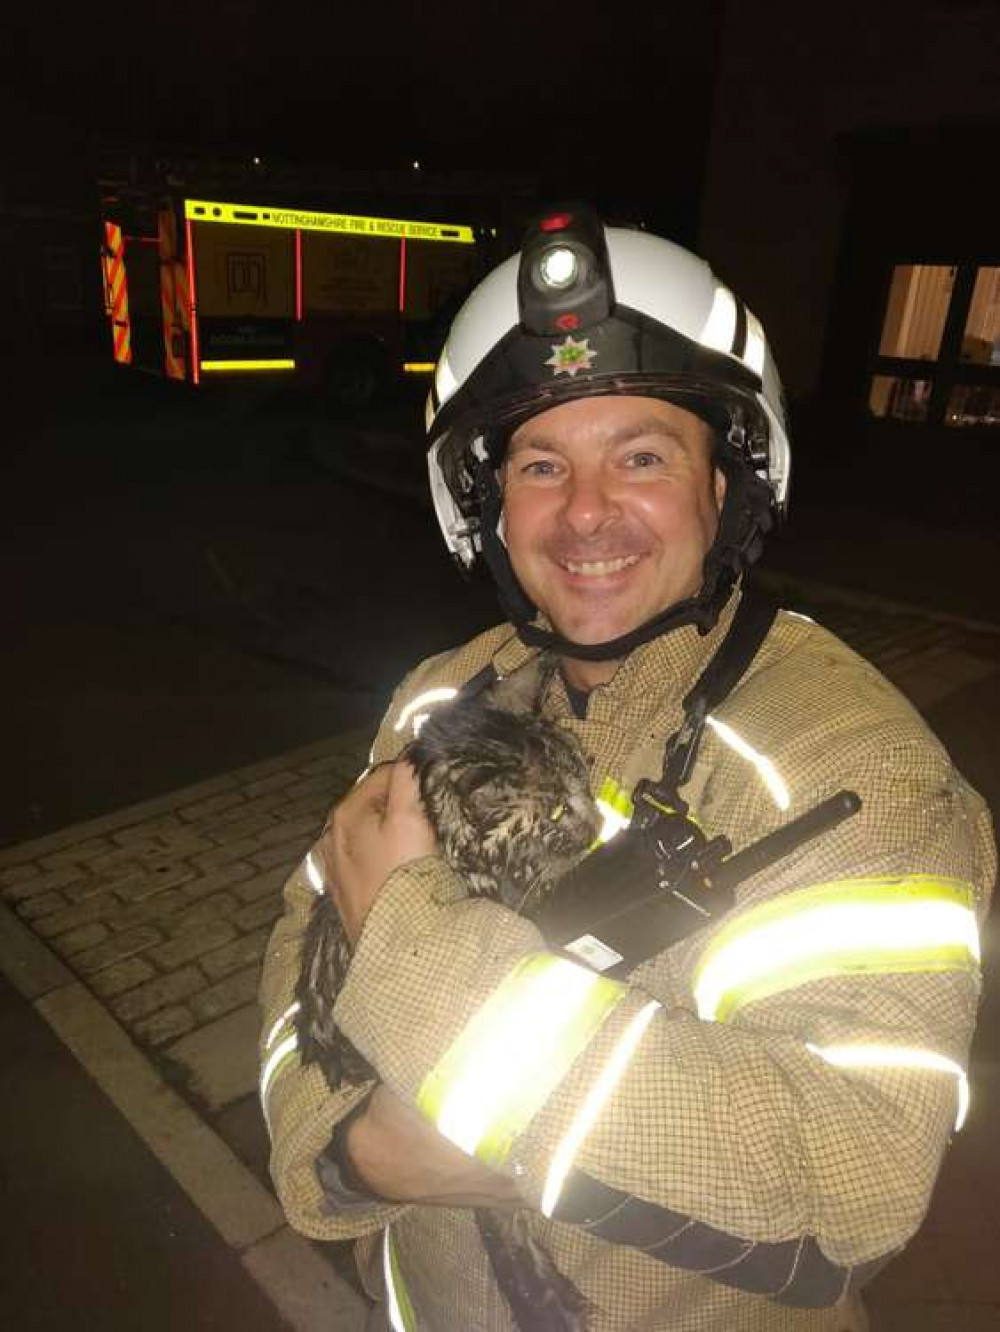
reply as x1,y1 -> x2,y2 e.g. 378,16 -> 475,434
562,554 -> 640,575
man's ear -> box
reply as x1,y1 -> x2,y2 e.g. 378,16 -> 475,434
713,464 -> 728,512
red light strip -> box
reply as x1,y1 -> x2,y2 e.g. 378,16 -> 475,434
295,229 -> 303,321
125,235 -> 160,245
398,236 -> 407,313
185,216 -> 201,386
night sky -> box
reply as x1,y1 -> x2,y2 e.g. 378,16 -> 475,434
7,2 -> 725,241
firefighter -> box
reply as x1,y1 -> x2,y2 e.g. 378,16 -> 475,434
259,207 -> 995,1331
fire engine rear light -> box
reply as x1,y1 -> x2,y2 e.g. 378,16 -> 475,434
200,359 -> 296,372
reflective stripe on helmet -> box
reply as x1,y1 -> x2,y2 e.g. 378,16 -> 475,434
416,952 -> 626,1166
693,875 -> 980,1023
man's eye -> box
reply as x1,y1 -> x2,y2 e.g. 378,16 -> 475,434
625,451 -> 663,468
521,459 -> 559,476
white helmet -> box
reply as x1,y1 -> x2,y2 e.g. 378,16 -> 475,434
425,205 -> 792,658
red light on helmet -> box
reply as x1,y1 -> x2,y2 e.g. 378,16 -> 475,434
555,313 -> 580,331
540,212 -> 572,233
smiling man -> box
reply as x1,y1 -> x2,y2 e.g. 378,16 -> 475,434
502,397 -> 727,678
259,207 -> 994,1332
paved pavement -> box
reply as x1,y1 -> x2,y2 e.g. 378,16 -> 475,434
1,582 -> 998,1331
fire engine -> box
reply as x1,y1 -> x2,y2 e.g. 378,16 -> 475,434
98,162 -> 492,405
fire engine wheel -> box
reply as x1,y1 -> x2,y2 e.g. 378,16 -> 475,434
323,344 -> 389,413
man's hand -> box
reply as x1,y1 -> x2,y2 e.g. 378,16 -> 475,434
344,1085 -> 522,1207
318,761 -> 436,946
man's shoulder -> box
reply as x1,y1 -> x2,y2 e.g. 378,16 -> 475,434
374,622 -> 521,753
735,607 -> 941,753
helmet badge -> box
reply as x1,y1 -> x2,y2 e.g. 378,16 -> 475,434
545,334 -> 597,378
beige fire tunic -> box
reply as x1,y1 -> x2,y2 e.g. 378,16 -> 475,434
259,597 -> 994,1331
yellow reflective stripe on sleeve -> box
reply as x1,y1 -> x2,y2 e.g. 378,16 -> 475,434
806,1041 -> 971,1131
694,875 -> 979,1023
541,999 -> 661,1217
416,953 -> 626,1167
384,1228 -> 418,1332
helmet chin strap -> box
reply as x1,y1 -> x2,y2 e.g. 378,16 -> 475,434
476,454 -> 774,663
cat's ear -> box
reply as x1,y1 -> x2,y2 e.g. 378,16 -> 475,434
489,657 -> 554,715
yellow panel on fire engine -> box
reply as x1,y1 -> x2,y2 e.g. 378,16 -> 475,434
405,239 -> 479,321
192,222 -> 293,318
303,232 -> 398,315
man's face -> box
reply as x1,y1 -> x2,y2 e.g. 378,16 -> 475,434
501,396 -> 726,649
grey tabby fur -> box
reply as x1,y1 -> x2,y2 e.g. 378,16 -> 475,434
294,662 -> 600,1331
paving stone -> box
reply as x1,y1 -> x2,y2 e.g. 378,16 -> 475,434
257,815 -> 322,847
62,873 -> 128,903
37,836 -> 112,866
168,892 -> 239,936
30,890 -> 120,937
150,919 -> 238,971
194,837 -> 264,870
114,862 -> 197,902
232,865 -> 289,904
274,793 -> 336,823
112,966 -> 204,1022
56,922 -> 109,956
177,790 -> 247,823
190,965 -> 261,1023
17,890 -> 70,920
88,955 -> 157,998
250,839 -> 309,872
213,792 -> 295,825
204,813 -> 280,844
200,928 -> 270,981
0,863 -> 40,889
276,774 -> 343,805
85,846 -> 156,875
233,896 -> 283,932
242,771 -> 300,800
132,1004 -> 197,1047
166,1003 -> 261,1109
74,925 -> 162,975
6,864 -> 89,899
180,861 -> 259,902
105,887 -> 193,933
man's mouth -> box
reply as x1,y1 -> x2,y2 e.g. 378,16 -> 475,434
559,554 -> 641,576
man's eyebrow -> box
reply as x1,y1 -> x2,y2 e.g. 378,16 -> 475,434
509,418 -> 688,453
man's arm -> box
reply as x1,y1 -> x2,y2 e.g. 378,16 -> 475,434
331,737 -> 993,1300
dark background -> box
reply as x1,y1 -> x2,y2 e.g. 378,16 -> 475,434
4,2 -> 724,242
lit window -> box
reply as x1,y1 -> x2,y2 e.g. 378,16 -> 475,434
959,266 -> 1000,365
868,375 -> 932,423
877,264 -> 955,362
946,383 -> 1000,428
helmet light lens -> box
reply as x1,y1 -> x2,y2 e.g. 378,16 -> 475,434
538,246 -> 579,290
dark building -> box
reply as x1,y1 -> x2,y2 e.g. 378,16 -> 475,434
698,0 -> 999,457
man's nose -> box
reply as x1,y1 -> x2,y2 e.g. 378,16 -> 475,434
561,471 -> 621,535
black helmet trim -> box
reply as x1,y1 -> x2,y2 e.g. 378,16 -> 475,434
430,304 -> 764,447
